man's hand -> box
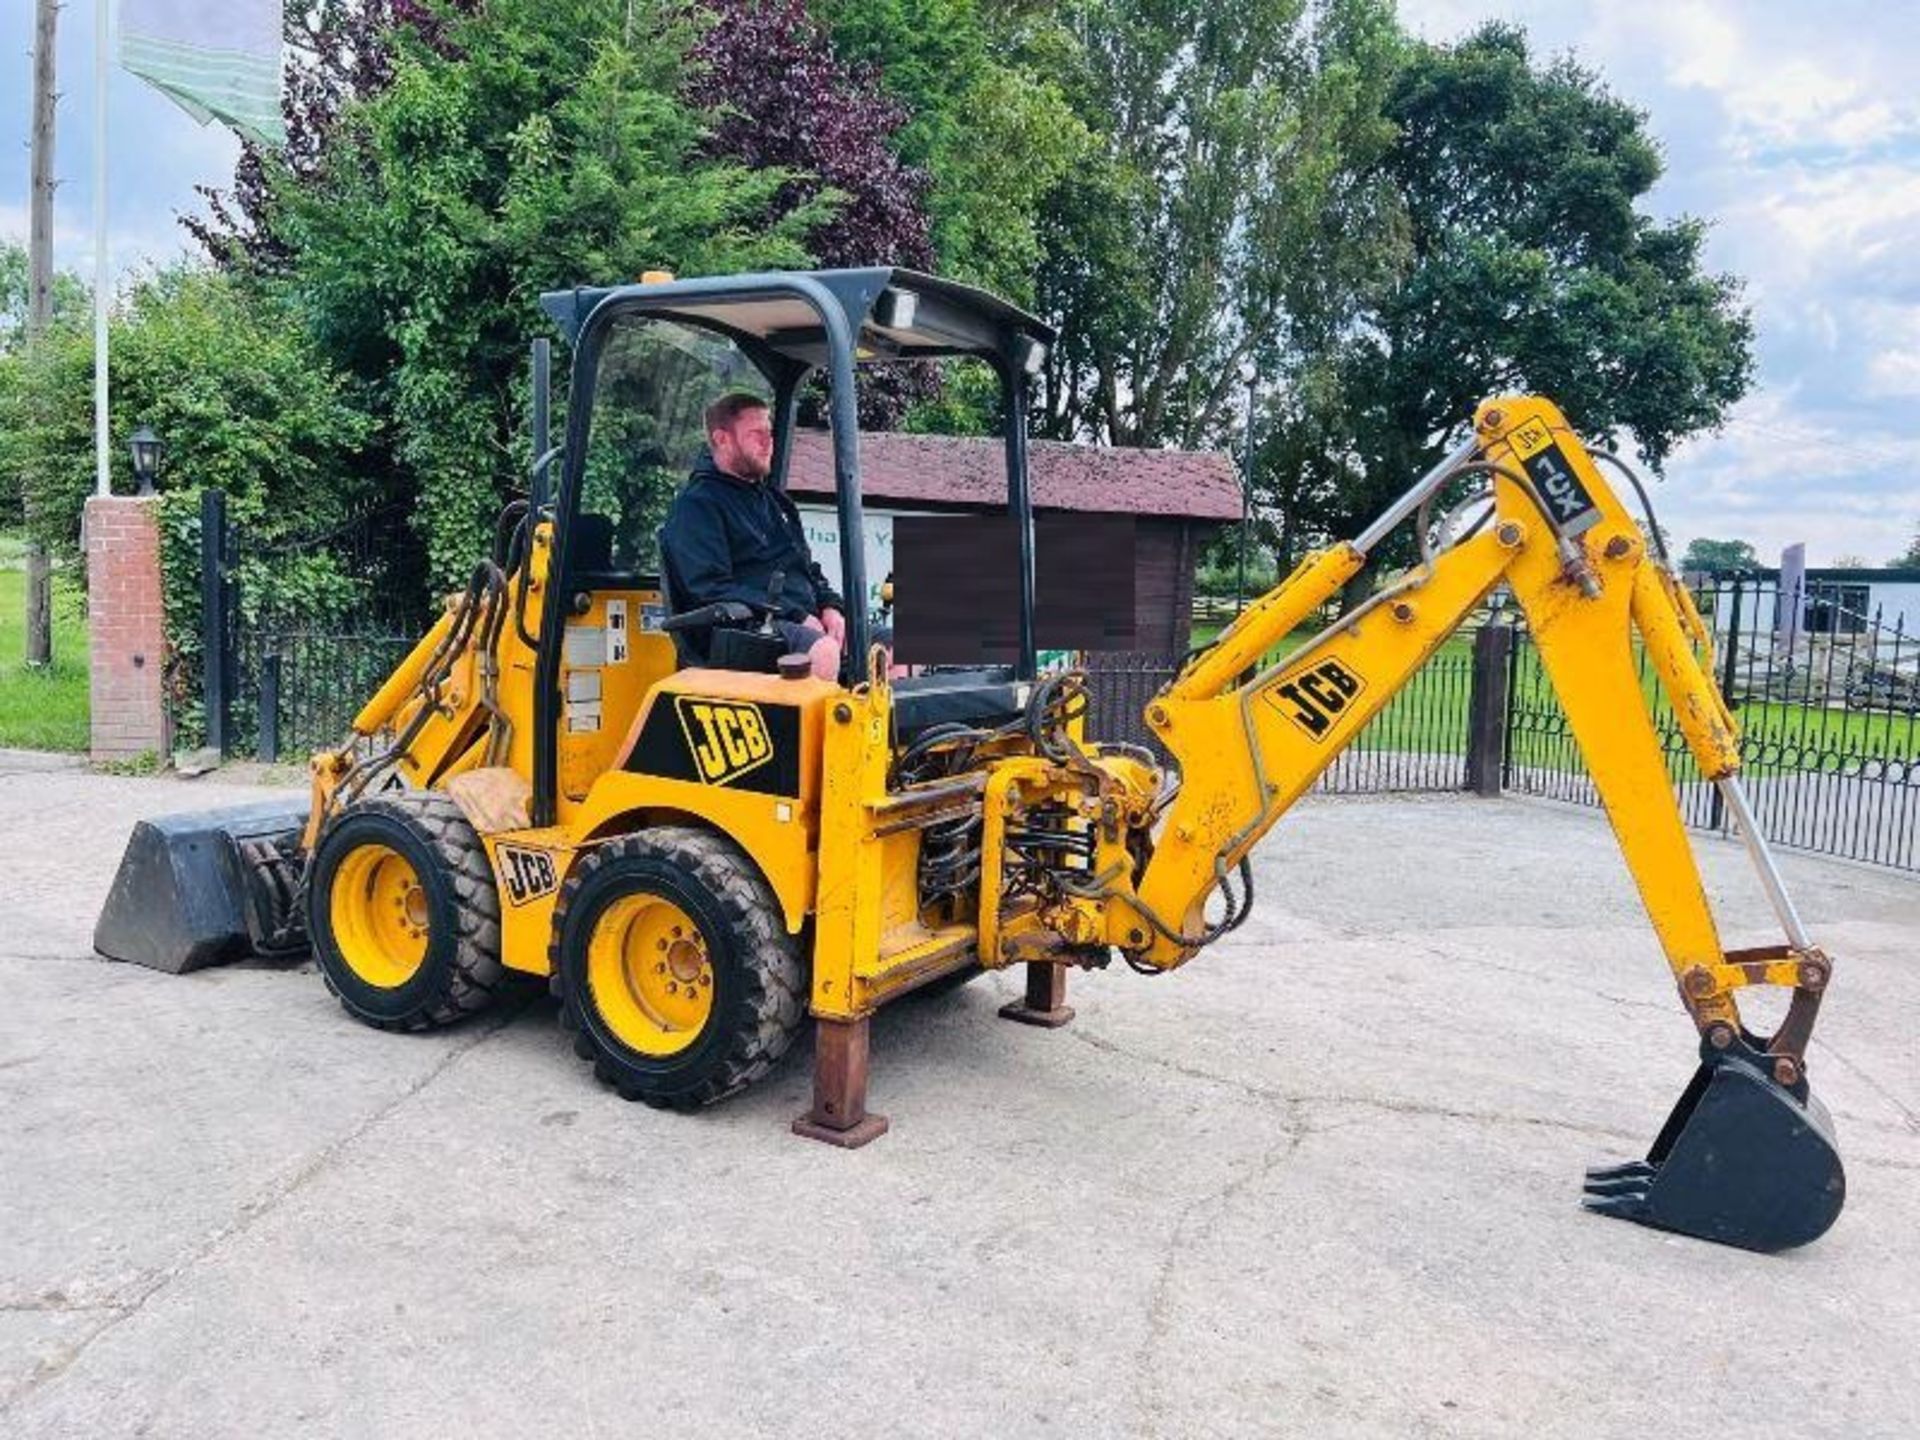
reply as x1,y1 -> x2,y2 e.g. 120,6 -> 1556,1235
818,607 -> 846,644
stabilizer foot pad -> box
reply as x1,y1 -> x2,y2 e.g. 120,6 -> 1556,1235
792,1113 -> 890,1148
998,1001 -> 1075,1028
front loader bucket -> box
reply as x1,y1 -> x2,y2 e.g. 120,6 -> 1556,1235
94,801 -> 311,973
1584,1044 -> 1845,1253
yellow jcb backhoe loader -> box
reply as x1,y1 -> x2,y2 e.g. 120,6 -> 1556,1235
97,267 -> 1844,1253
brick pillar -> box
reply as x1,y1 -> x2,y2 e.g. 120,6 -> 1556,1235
85,495 -> 168,761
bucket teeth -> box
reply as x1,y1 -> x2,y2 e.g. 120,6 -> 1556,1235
1582,1175 -> 1658,1221
1581,1169 -> 1653,1200
1584,1160 -> 1655,1185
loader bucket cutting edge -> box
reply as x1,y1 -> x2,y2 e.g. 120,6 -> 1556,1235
94,801 -> 312,973
1583,1043 -> 1845,1253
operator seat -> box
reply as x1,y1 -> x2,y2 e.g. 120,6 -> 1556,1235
657,538 -> 786,675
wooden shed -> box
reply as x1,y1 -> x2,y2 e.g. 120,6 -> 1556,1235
784,430 -> 1242,655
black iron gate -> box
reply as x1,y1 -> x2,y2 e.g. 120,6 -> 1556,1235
182,489 -> 430,762
1504,574 -> 1919,872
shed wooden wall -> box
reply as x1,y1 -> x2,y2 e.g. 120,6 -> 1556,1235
1133,518 -> 1212,654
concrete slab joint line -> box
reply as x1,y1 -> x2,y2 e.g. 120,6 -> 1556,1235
1132,1106 -> 1314,1439
0,1001 -> 527,1416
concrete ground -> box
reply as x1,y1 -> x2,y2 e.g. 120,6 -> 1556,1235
1,757 -> 1916,1439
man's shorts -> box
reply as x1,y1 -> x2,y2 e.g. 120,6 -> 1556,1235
772,618 -> 826,655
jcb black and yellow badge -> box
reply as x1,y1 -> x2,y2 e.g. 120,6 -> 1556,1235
1263,657 -> 1367,740
675,697 -> 774,785
495,843 -> 559,907
627,693 -> 803,794
1506,416 -> 1602,536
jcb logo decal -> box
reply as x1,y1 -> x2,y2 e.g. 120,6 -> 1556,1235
674,697 -> 775,785
1264,658 -> 1367,740
496,843 -> 559,907
1507,417 -> 1555,461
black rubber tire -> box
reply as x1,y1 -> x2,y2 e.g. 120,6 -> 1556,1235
307,791 -> 505,1031
554,827 -> 806,1110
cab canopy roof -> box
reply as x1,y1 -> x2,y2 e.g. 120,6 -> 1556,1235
537,267 -> 1054,374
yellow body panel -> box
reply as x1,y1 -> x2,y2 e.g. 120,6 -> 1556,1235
573,666 -> 837,936
481,827 -> 574,975
554,591 -> 677,811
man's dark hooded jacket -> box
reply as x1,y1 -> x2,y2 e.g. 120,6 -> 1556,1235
660,448 -> 845,622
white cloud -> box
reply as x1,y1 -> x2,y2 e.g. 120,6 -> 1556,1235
1867,348 -> 1920,399
1659,389 -> 1920,563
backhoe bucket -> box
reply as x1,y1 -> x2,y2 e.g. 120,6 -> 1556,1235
94,801 -> 311,973
1584,1045 -> 1844,1252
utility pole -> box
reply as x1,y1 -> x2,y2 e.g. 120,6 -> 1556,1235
1237,365 -> 1255,609
25,0 -> 60,668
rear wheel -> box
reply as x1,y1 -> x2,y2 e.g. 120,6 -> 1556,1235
554,827 -> 805,1109
308,791 -> 504,1031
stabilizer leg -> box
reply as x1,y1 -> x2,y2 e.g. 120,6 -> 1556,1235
792,1017 -> 889,1148
998,961 -> 1075,1028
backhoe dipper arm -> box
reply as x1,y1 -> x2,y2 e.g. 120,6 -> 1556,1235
1071,395 -> 1845,1252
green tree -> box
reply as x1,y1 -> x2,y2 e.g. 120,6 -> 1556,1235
815,0 -> 1092,303
1678,537 -> 1758,572
1890,527 -> 1920,568
0,265 -> 373,566
1272,23 -> 1753,567
0,240 -> 88,352
269,0 -> 824,585
1033,0 -> 1406,451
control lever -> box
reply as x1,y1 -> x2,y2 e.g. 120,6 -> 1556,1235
758,571 -> 785,634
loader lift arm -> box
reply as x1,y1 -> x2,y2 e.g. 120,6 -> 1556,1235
991,396 -> 1843,1252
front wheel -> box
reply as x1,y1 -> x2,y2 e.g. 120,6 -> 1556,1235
307,791 -> 505,1031
554,827 -> 806,1110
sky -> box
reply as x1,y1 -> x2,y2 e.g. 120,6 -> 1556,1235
3,1 -> 1918,568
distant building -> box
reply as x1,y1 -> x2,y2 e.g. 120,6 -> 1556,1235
1687,566 -> 1920,638
784,430 -> 1242,655
1784,568 -> 1920,636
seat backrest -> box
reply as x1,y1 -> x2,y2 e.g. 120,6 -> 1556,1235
657,537 -> 707,668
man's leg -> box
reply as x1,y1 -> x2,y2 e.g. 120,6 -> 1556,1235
775,619 -> 839,681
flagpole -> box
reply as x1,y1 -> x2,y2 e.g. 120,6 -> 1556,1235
93,0 -> 110,497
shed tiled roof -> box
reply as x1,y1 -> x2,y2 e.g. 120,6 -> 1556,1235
785,430 -> 1242,521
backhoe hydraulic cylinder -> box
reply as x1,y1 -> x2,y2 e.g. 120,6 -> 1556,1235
1715,776 -> 1814,951
1173,544 -> 1363,702
1352,436 -> 1479,555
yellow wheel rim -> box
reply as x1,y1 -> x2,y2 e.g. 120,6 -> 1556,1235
586,893 -> 714,1058
329,842 -> 431,989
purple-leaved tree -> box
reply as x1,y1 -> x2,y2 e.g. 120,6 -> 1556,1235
690,0 -> 940,424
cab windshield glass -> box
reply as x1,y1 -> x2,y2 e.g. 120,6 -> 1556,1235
578,315 -> 773,575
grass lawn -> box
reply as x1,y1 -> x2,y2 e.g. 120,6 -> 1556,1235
0,566 -> 91,751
